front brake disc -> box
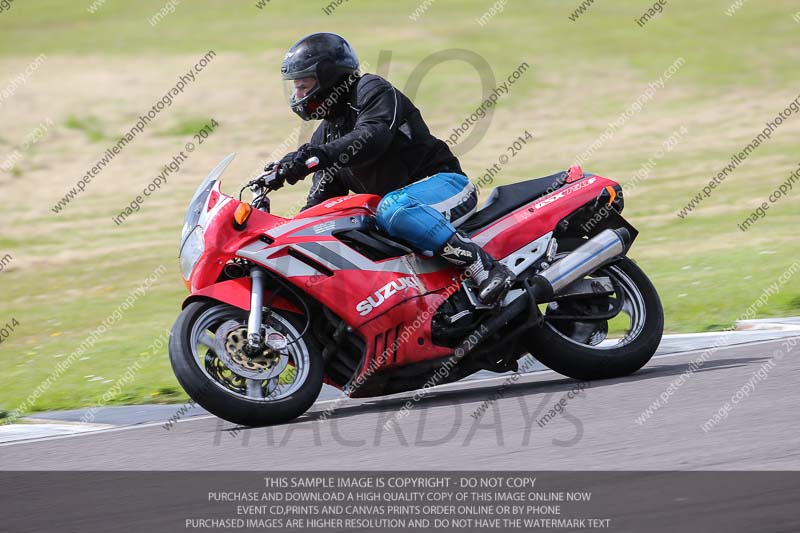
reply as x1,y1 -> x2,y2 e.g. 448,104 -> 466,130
213,320 -> 289,380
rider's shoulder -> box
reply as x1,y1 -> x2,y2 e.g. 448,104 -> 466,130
355,74 -> 395,101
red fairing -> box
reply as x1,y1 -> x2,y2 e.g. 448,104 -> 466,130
354,289 -> 456,377
187,170 -> 619,392
188,191 -> 287,291
295,194 -> 381,219
476,174 -> 617,257
183,277 -> 301,314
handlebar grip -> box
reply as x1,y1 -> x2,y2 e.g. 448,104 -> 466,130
305,156 -> 320,169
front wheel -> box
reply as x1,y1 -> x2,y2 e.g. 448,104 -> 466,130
169,300 -> 323,426
525,256 -> 663,380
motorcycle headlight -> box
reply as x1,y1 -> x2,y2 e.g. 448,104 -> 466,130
179,226 -> 205,280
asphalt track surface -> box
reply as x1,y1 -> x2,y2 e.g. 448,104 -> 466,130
1,337 -> 798,471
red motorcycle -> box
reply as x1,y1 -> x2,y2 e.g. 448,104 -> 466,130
170,154 -> 663,426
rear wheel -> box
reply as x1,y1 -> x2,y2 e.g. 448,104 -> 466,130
169,300 -> 323,426
525,256 -> 663,380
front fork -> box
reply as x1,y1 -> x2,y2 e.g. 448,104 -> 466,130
247,267 -> 266,351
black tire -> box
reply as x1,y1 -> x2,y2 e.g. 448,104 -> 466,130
169,300 -> 324,427
525,257 -> 663,380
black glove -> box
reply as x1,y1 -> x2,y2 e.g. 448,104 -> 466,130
277,144 -> 330,185
262,169 -> 286,191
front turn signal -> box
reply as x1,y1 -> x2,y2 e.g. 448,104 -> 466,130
233,202 -> 252,230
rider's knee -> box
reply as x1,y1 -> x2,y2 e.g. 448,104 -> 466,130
439,172 -> 469,190
376,191 -> 417,233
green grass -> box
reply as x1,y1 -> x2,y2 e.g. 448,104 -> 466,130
0,1 -> 799,416
64,114 -> 108,142
158,117 -> 213,137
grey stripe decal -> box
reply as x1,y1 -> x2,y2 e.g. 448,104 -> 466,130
266,215 -> 333,238
294,242 -> 361,271
237,243 -> 320,277
472,213 -> 519,245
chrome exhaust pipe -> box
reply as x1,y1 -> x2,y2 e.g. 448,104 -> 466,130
529,228 -> 631,301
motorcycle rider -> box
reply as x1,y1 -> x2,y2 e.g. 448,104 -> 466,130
270,32 -> 513,304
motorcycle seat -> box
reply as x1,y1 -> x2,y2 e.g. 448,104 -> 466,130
459,169 -> 573,234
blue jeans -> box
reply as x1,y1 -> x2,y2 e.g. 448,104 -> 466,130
375,173 -> 478,252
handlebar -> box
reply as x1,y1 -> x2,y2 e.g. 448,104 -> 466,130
247,157 -> 319,191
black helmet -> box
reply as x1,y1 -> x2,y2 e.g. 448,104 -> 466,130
281,33 -> 359,121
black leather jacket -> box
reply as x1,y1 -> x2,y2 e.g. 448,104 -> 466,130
302,74 -> 462,209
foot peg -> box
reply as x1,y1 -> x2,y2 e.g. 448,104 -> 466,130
477,263 -> 515,305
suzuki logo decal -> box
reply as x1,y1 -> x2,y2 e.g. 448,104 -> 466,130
356,277 -> 420,316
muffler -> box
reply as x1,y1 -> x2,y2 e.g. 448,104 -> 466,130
443,228 -> 631,368
528,228 -> 631,302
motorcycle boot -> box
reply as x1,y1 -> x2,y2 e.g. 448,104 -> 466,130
438,231 -> 514,305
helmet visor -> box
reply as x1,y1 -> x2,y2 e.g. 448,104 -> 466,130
284,76 -> 320,107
